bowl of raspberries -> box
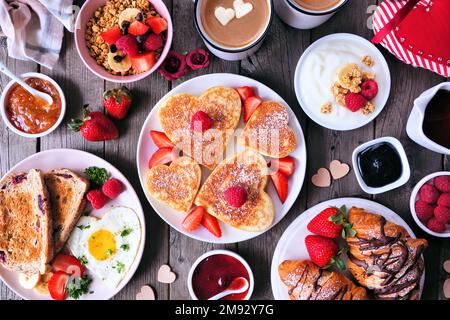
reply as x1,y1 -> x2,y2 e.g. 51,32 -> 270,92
75,0 -> 172,83
410,171 -> 450,237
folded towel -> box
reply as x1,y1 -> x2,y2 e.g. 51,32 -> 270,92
0,0 -> 75,69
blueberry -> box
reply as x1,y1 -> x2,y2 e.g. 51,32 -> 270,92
136,13 -> 143,22
110,44 -> 117,53
136,35 -> 146,44
113,55 -> 123,62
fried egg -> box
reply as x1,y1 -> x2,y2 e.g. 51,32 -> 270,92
67,206 -> 141,288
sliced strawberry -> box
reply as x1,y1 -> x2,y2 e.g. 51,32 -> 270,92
48,271 -> 69,300
128,21 -> 149,36
201,213 -> 222,238
150,130 -> 174,148
271,171 -> 288,204
148,147 -> 177,168
52,254 -> 86,277
270,156 -> 296,176
145,17 -> 168,34
235,86 -> 255,102
143,33 -> 163,51
131,52 -> 156,73
244,96 -> 262,122
182,206 -> 205,232
100,27 -> 122,44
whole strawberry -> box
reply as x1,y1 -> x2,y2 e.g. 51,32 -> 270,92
307,206 -> 355,239
103,86 -> 133,120
68,106 -> 119,141
305,235 -> 345,270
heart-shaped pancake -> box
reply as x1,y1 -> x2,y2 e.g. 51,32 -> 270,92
146,157 -> 201,212
158,87 -> 241,170
195,149 -> 274,232
239,101 -> 297,158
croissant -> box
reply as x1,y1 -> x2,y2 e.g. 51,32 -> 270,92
345,207 -> 428,300
278,260 -> 368,300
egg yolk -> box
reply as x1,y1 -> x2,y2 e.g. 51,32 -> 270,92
88,229 -> 117,261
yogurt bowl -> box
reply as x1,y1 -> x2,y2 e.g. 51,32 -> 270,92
294,33 -> 391,131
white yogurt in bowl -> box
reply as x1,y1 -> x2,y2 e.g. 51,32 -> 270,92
294,33 -> 391,131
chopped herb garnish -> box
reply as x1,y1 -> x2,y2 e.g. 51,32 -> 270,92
113,261 -> 125,273
78,256 -> 88,265
120,228 -> 132,237
67,275 -> 92,300
105,249 -> 113,256
84,166 -> 108,187
120,244 -> 130,251
76,224 -> 90,230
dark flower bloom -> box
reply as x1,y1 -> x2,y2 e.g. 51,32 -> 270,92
158,50 -> 188,81
186,49 -> 210,70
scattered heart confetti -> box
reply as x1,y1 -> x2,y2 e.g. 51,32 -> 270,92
158,264 -> 177,284
444,260 -> 450,274
444,279 -> 450,299
233,0 -> 253,19
311,168 -> 331,188
136,285 -> 155,300
214,6 -> 235,26
329,160 -> 350,180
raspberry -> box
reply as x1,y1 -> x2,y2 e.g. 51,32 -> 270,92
143,33 -> 163,51
87,189 -> 109,209
434,206 -> 450,224
419,184 -> 440,204
434,176 -> 450,193
344,93 -> 367,112
116,35 -> 139,57
414,200 -> 434,223
190,111 -> 212,133
427,217 -> 446,233
360,80 -> 379,100
223,186 -> 248,208
437,193 -> 450,207
102,178 -> 124,199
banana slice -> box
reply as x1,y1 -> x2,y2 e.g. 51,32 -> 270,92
107,52 -> 132,73
337,63 -> 362,92
19,273 -> 40,289
119,8 -> 142,26
33,272 -> 53,295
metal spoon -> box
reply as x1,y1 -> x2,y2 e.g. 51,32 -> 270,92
208,277 -> 249,300
0,60 -> 53,107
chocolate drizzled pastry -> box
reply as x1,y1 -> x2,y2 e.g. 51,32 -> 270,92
346,207 -> 428,300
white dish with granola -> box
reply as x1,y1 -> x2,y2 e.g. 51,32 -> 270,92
294,33 -> 391,131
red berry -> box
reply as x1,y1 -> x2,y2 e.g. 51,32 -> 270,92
307,207 -> 345,239
305,235 -> 340,268
102,178 -> 124,199
434,206 -> 450,224
103,86 -> 133,120
130,52 -> 156,73
344,93 -> 368,112
68,107 -> 119,142
414,200 -> 434,223
143,33 -> 163,51
419,184 -> 440,204
427,217 -> 446,233
360,80 -> 379,100
223,186 -> 248,208
145,17 -> 168,34
100,27 -> 122,44
434,176 -> 450,193
87,189 -> 109,209
116,35 -> 139,57
128,21 -> 149,36
438,193 -> 450,207
190,111 -> 212,133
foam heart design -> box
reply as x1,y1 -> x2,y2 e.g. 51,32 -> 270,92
158,264 -> 176,284
329,160 -> 350,180
311,168 -> 331,188
214,6 -> 235,26
136,285 -> 155,300
233,0 -> 253,19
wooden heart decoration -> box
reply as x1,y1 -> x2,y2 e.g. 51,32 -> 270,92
444,279 -> 450,299
146,156 -> 201,212
444,260 -> 450,274
329,160 -> 350,180
136,285 -> 155,300
215,6 -> 235,26
158,264 -> 177,284
233,0 -> 253,19
311,168 -> 331,188
159,87 -> 242,170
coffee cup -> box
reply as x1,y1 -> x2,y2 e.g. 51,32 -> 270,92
274,0 -> 348,29
194,0 -> 273,61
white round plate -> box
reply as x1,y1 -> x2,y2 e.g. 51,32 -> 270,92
0,149 -> 145,300
137,73 -> 307,243
271,197 -> 425,300
294,33 -> 391,131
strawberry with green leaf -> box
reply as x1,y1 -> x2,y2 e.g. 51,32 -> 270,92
102,86 -> 133,120
305,235 -> 346,270
307,205 -> 356,239
68,106 -> 119,142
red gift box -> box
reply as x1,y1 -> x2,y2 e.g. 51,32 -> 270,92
372,0 -> 450,77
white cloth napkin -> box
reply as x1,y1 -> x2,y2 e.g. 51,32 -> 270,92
0,0 -> 75,69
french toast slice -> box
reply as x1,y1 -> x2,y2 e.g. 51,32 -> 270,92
0,169 -> 53,274
195,149 -> 274,232
44,169 -> 89,253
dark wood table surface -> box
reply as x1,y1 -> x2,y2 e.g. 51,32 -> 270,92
1,0 -> 449,300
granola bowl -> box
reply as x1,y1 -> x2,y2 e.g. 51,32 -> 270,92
75,0 -> 173,83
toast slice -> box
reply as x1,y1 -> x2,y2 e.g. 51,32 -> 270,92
0,169 -> 53,274
44,169 -> 89,253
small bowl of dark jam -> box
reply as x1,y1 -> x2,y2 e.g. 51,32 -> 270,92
352,137 -> 410,194
187,250 -> 254,300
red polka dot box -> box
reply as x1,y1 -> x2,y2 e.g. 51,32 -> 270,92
372,0 -> 450,77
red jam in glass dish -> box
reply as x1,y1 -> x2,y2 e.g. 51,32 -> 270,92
5,77 -> 62,134
192,254 -> 250,300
